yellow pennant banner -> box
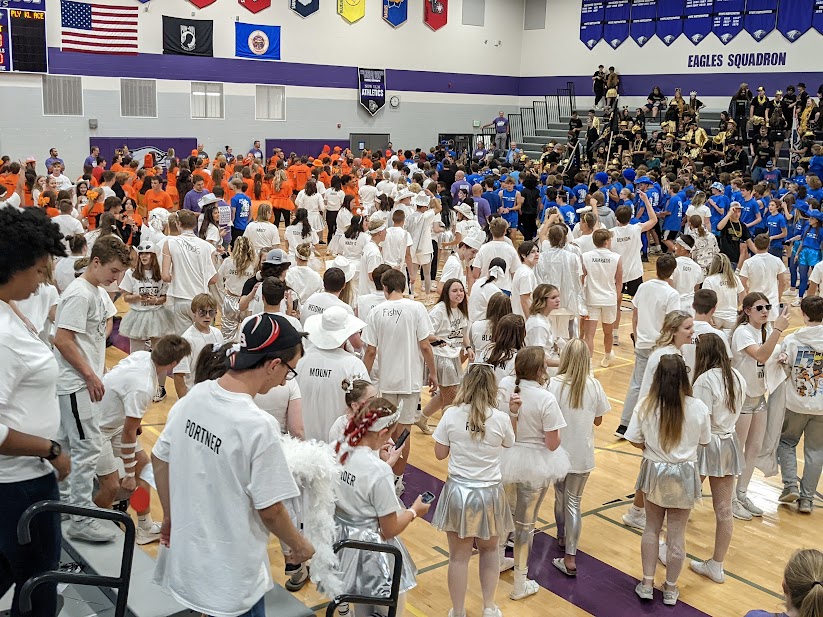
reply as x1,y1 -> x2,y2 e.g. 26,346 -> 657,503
338,0 -> 366,23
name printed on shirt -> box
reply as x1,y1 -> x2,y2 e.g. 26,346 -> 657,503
340,470 -> 356,486
309,367 -> 333,378
185,419 -> 222,454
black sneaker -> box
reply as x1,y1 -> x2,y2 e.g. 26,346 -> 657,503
284,563 -> 310,592
614,424 -> 628,439
153,386 -> 167,403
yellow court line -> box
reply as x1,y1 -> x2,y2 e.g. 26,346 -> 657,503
405,603 -> 429,617
607,396 -> 625,405
143,425 -> 162,438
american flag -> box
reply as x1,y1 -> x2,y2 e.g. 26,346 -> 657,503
60,0 -> 138,55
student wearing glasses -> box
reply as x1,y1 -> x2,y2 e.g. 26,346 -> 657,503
730,292 -> 791,520
172,294 -> 224,399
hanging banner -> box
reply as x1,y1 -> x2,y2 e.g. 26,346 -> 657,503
358,68 -> 385,115
813,0 -> 823,34
629,0 -> 656,46
239,0 -> 271,13
712,0 -> 744,42
338,0 -> 365,23
656,0 -> 684,45
777,0 -> 813,40
189,0 -> 217,7
423,0 -> 447,30
603,0 -> 629,48
290,0 -> 319,17
235,22 -> 280,60
580,0 -> 604,49
744,0 -> 778,39
684,0 -> 713,43
383,0 -> 407,26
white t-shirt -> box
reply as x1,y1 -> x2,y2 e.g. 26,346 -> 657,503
432,403 -> 515,482
285,265 -> 323,304
363,298 -> 432,394
0,301 -> 61,483
472,241 -> 519,291
686,204 -> 712,227
672,256 -> 704,312
625,396 -> 711,463
358,185 -> 379,214
732,323 -> 769,397
98,351 -> 157,432
173,325 -> 224,391
328,413 -> 348,444
497,378 -> 566,447
470,319 -> 494,357
285,225 -> 318,255
295,346 -> 369,442
639,344 -> 682,400
809,261 -> 823,289
582,248 -> 621,307
335,446 -> 403,519
681,320 -> 731,373
692,367 -> 746,435
243,221 -> 281,255
356,292 -> 385,320
325,188 -> 344,212
119,269 -> 168,312
359,241 -> 383,296
15,283 -> 58,339
55,255 -> 83,294
299,291 -> 353,325
548,375 -> 610,473
510,266 -> 536,317
218,258 -> 257,297
428,302 -> 468,359
54,278 -> 116,395
611,223 -> 644,281
572,233 -> 596,255
53,213 -> 84,245
254,379 -> 301,434
440,253 -> 466,286
702,273 -> 744,323
340,233 -> 370,262
738,253 -> 787,321
468,278 -> 503,323
406,209 -> 437,258
632,279 -> 681,350
382,227 -> 412,269
524,313 -> 560,364
152,381 -> 299,617
165,232 -> 217,301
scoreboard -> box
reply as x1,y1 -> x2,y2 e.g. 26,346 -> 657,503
0,0 -> 47,73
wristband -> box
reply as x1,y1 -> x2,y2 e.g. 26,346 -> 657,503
125,472 -> 135,478
407,508 -> 417,520
123,460 -> 137,468
120,442 -> 138,448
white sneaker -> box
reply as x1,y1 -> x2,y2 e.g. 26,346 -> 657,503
601,352 -> 615,368
68,518 -> 117,543
732,499 -> 753,521
499,556 -> 514,572
394,475 -> 405,497
135,522 -> 162,545
791,298 -> 802,307
658,540 -> 667,566
622,507 -> 646,530
481,607 -> 503,617
740,495 -> 763,517
690,559 -> 725,584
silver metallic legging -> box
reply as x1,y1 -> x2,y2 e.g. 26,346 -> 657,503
553,472 -> 591,555
221,294 -> 245,342
503,483 -> 549,571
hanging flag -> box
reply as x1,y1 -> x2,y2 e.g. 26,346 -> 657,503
383,0 -> 407,27
290,0 -> 319,17
239,0 -> 270,13
744,0 -> 778,39
162,15 -> 213,56
423,0 -> 447,30
777,0 -> 813,40
579,0 -> 604,49
60,0 -> 138,55
813,0 -> 823,34
603,0 -> 629,49
358,68 -> 385,115
235,22 -> 280,60
684,0 -> 712,44
338,0 -> 366,23
656,0 -> 684,45
712,0 -> 744,42
629,0 -> 656,46
189,0 -> 217,8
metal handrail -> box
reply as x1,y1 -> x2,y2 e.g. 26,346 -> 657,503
17,501 -> 135,617
509,114 -> 523,144
325,540 -> 403,617
521,107 -> 536,138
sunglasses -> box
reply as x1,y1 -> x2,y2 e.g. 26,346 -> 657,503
197,309 -> 217,317
752,304 -> 772,312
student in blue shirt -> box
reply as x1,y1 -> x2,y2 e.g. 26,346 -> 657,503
796,207 -> 823,299
230,183 -> 252,245
482,177 -> 501,215
659,180 -> 685,252
594,171 -> 611,209
622,168 -> 636,194
556,190 -> 577,227
765,199 -> 788,258
808,175 -> 823,203
786,198 -> 809,293
762,161 -> 782,187
466,163 -> 484,187
571,173 -> 589,207
707,182 -> 729,235
738,182 -> 762,231
498,176 -> 522,231
541,187 -> 558,221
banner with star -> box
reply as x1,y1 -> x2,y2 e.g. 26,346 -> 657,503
338,0 -> 365,23
383,0 -> 407,27
423,0 -> 447,30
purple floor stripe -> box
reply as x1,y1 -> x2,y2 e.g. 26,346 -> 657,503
109,318 -> 130,355
401,464 -> 709,617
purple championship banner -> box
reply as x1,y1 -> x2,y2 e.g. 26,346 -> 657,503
358,67 -> 386,116
90,137 -> 197,171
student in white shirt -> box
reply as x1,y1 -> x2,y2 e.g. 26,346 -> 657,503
152,314 -> 314,617
681,289 -> 732,371
438,235 -> 482,293
738,233 -> 789,322
510,241 -> 539,317
671,235 -> 705,313
284,208 -> 320,260
468,258 -> 507,323
548,340 -> 610,577
327,379 -> 377,444
730,292 -> 790,521
172,294 -> 224,399
94,337 -> 190,545
524,284 -> 563,370
703,253 -> 745,336
431,363 -> 515,617
685,190 -> 712,231
381,209 -> 415,285
571,210 -> 598,254
471,217 -> 520,292
300,267 -> 355,325
482,313 -> 526,385
295,180 -> 325,234
119,241 -> 172,353
406,192 -> 442,296
357,175 -> 379,215
535,222 -> 585,340
53,199 -> 84,245
686,215 -> 719,274
53,236 -> 128,544
286,242 -> 323,305
581,229 -> 623,367
359,219 -> 387,297
626,355 -> 711,606
497,347 -> 569,599
469,292 -> 512,360
55,235 -> 88,294
243,203 -> 282,255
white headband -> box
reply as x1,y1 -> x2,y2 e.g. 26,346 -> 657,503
369,221 -> 387,235
489,265 -> 505,280
371,406 -> 402,432
676,237 -> 693,252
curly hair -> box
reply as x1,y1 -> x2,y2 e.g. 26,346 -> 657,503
0,208 -> 66,286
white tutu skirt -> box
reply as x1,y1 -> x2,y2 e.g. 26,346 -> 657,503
431,478 -> 514,540
309,211 -> 325,232
635,458 -> 702,509
119,307 -> 174,340
328,232 -> 344,256
317,512 -> 417,599
500,442 -> 571,488
697,433 -> 743,477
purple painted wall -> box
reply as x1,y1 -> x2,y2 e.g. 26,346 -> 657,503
265,139 -> 349,158
89,137 -> 197,170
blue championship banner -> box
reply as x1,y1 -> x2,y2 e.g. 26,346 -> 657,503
383,0 -> 407,27
777,0 -> 813,40
358,68 -> 385,116
745,0 -> 778,39
814,0 -> 823,34
603,0 -> 629,48
712,0 -> 744,43
580,0 -> 604,49
684,0 -> 713,43
656,0 -> 684,45
630,0 -> 656,46
290,0 -> 319,17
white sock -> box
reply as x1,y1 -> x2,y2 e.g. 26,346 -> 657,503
137,514 -> 153,530
665,580 -> 677,587
630,505 -> 644,515
709,559 -> 723,571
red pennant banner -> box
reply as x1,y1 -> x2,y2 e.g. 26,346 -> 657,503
189,0 -> 217,8
424,0 -> 447,31
239,0 -> 271,13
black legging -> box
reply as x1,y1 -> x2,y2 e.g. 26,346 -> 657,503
274,208 -> 291,228
326,209 -> 338,242
519,214 -> 538,242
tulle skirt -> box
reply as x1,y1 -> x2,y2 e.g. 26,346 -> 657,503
119,307 -> 174,340
635,458 -> 702,509
308,211 -> 325,232
697,433 -> 743,477
431,477 -> 514,540
500,442 -> 570,489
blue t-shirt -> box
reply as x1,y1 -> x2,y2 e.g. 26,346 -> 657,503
765,213 -> 787,248
662,195 -> 684,232
740,198 -> 761,227
809,155 -> 823,179
466,173 -> 484,186
499,189 -> 519,227
802,225 -> 823,250
483,190 -> 502,214
789,219 -> 808,243
572,183 -> 588,205
708,194 -> 729,230
809,187 -> 823,203
558,205 -> 577,227
790,174 -> 807,187
762,169 -> 782,186
231,194 -> 252,231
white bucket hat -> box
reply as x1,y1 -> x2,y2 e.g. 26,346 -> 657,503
462,229 -> 484,250
395,188 -> 415,202
198,192 -> 220,208
413,192 -> 431,208
330,255 -> 355,282
454,203 -> 474,219
304,306 -> 366,350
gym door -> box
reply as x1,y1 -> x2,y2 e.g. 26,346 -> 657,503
350,133 -> 391,154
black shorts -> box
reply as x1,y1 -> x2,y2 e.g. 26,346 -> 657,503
622,276 -> 643,298
662,229 -> 679,242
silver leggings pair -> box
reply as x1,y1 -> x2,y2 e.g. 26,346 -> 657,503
221,294 -> 246,342
553,472 -> 590,555
503,483 -> 549,571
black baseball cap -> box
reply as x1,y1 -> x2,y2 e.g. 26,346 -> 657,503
228,314 -> 304,370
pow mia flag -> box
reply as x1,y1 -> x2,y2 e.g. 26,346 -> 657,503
163,16 -> 214,57
358,68 -> 386,116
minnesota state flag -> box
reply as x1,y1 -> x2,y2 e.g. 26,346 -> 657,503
235,22 -> 280,60
338,0 -> 366,23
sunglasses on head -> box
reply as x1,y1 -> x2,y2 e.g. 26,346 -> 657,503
752,304 -> 772,312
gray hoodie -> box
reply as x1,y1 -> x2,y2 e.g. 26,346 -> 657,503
597,205 -> 617,230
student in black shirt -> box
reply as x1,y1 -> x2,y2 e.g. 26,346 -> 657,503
752,137 -> 774,182
729,84 -> 752,142
568,111 -> 583,144
717,202 -> 753,270
592,65 -> 606,108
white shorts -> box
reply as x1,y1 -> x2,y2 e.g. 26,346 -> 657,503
381,392 -> 421,425
96,428 -> 144,476
412,252 -> 433,266
587,305 -> 617,324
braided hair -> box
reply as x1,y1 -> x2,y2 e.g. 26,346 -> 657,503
335,397 -> 397,464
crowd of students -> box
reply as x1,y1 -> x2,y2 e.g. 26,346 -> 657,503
1,132 -> 822,617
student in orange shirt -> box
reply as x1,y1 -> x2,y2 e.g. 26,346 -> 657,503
341,174 -> 361,214
330,146 -> 342,164
110,154 -> 123,173
120,198 -> 143,245
270,167 -> 294,227
145,176 -> 175,213
36,191 -> 59,218
81,189 -> 105,230
0,162 -> 20,197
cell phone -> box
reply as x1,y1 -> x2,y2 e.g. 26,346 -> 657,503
393,428 -> 411,450
421,491 -> 436,505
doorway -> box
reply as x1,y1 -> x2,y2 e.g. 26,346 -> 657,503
350,133 -> 391,154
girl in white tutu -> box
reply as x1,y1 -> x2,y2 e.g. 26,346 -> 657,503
296,180 -> 325,235
626,354 -> 711,606
329,195 -> 355,256
469,292 -> 512,358
524,284 -> 563,372
329,397 -> 430,617
548,339 -> 610,576
497,347 -> 570,600
431,363 -> 515,617
481,314 -> 526,385
118,241 -> 172,353
217,236 -> 258,342
689,333 -> 746,585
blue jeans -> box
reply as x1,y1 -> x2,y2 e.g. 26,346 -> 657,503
0,472 -> 61,617
210,597 -> 265,617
